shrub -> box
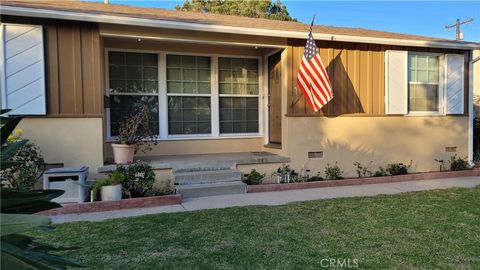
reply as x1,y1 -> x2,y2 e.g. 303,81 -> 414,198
245,169 -> 265,185
448,155 -> 471,171
308,172 -> 323,182
324,162 -> 343,180
373,167 -> 388,177
0,141 -> 45,190
353,161 -> 373,178
112,161 -> 156,198
116,104 -> 157,153
147,179 -> 175,196
386,161 -> 412,175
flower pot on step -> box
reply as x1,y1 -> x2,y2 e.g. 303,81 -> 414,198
100,184 -> 122,201
111,143 -> 135,164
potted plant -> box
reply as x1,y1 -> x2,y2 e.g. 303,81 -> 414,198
112,104 -> 157,164
92,171 -> 125,201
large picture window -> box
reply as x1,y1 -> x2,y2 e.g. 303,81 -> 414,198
408,54 -> 440,113
107,51 -> 261,139
108,51 -> 159,136
167,55 -> 211,135
218,57 -> 259,133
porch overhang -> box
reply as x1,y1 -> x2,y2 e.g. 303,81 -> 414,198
2,5 -> 479,50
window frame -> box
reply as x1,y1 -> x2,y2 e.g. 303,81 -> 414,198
105,48 -> 263,141
406,52 -> 445,116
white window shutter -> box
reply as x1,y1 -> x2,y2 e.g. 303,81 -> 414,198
1,24 -> 46,115
385,50 -> 408,114
445,54 -> 464,114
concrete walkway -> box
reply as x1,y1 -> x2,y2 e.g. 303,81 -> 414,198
50,176 -> 480,224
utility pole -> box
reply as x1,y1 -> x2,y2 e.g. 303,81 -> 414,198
445,18 -> 474,40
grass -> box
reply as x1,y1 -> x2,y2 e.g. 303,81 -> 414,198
31,187 -> 480,269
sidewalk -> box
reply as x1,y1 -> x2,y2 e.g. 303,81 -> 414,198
50,176 -> 480,224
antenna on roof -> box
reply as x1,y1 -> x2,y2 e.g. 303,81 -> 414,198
445,18 -> 474,40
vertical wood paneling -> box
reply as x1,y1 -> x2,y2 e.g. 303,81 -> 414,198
287,41 -> 413,116
81,26 -> 101,114
44,22 -> 59,115
50,21 -> 101,116
370,45 -> 381,115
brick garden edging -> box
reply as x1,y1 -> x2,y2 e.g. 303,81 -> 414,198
247,169 -> 480,193
37,194 -> 182,216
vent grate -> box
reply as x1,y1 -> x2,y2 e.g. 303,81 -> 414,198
445,147 -> 457,153
308,151 -> 323,159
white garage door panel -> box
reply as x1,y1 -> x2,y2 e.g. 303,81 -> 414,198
6,61 -> 43,93
1,24 -> 46,115
7,79 -> 44,109
4,27 -> 42,59
6,44 -> 43,77
4,24 -> 36,41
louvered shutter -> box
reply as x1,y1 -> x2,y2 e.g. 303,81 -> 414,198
385,50 -> 408,115
445,54 -> 464,114
1,24 -> 46,115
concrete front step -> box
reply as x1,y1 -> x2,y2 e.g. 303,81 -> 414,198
176,181 -> 247,198
174,169 -> 243,185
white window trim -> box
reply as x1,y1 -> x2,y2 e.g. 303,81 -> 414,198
105,48 -> 264,141
406,52 -> 445,116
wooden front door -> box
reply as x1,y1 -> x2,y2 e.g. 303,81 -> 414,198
268,52 -> 282,145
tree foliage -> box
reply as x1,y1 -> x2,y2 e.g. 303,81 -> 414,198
175,0 -> 296,21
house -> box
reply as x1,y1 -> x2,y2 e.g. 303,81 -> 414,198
1,0 -> 479,187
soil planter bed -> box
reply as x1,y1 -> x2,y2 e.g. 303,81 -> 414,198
37,194 -> 182,216
247,170 -> 480,193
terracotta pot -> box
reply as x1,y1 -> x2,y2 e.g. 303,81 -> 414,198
111,143 -> 135,164
100,184 -> 122,201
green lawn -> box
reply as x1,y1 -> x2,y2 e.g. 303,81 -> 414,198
31,187 -> 480,269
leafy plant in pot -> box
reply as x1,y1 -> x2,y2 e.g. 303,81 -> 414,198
112,104 -> 157,164
92,171 -> 125,201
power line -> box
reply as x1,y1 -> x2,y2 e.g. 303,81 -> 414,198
445,18 -> 474,40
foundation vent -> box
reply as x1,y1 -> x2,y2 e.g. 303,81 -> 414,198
308,151 -> 323,159
445,147 -> 457,153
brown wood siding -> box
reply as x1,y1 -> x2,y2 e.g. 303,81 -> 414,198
1,16 -> 102,116
287,40 -> 469,116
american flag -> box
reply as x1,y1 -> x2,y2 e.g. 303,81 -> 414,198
296,22 -> 333,112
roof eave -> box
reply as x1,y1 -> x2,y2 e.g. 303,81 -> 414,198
2,5 -> 479,50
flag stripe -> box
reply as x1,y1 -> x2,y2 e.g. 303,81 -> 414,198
296,76 -> 318,111
311,56 -> 333,99
298,66 -> 324,108
295,27 -> 333,112
301,60 -> 330,104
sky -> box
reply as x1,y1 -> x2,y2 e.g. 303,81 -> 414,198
87,1 -> 480,42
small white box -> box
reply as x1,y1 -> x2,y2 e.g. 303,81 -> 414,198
43,166 -> 89,203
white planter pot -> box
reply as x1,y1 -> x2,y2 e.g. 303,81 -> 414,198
111,143 -> 135,164
100,184 -> 122,201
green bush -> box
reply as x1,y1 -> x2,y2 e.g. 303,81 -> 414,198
245,169 -> 265,185
0,142 -> 45,190
146,179 -> 175,196
373,166 -> 388,177
324,162 -> 343,180
353,161 -> 373,178
113,161 -> 156,198
386,161 -> 412,176
449,155 -> 471,171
